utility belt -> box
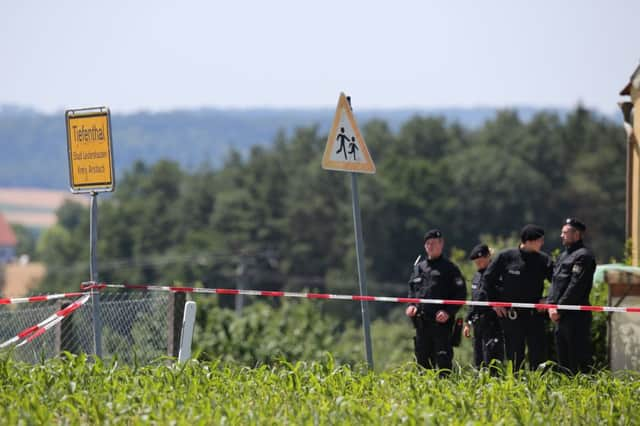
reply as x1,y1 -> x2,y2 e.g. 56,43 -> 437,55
470,312 -> 499,326
411,308 -> 452,328
412,309 -> 441,325
412,312 -> 462,347
502,307 -> 544,320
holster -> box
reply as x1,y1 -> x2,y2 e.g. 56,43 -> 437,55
451,317 -> 463,347
411,308 -> 425,332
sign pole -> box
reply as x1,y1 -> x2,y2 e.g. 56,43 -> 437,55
350,172 -> 374,369
65,105 -> 115,359
89,191 -> 102,357
321,93 -> 376,369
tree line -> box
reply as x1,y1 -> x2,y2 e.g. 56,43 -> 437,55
0,106 -> 509,189
34,106 -> 625,301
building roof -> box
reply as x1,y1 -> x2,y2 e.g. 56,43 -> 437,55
0,213 -> 17,246
620,64 -> 640,96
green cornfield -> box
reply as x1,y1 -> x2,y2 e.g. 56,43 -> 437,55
0,353 -> 639,425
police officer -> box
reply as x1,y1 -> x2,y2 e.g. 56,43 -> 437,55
548,218 -> 596,374
463,243 -> 504,369
405,229 -> 467,372
481,225 -> 553,371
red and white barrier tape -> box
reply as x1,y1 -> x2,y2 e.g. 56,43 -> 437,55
82,282 -> 640,314
0,292 -> 87,305
0,294 -> 91,349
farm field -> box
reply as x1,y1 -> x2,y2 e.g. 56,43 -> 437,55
0,187 -> 88,228
3,262 -> 45,297
0,354 -> 638,425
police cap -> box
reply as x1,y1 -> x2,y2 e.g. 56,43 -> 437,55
423,229 -> 443,242
469,243 -> 490,260
520,224 -> 545,242
565,217 -> 586,232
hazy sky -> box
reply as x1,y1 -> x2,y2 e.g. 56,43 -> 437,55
1,1 -> 638,114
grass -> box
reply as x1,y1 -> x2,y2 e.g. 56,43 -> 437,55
0,353 -> 638,425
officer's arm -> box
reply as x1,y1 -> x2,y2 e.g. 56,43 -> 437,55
547,263 -> 560,304
557,254 -> 595,306
464,308 -> 473,323
465,298 -> 475,323
479,254 -> 502,301
407,265 -> 420,310
546,280 -> 558,304
445,267 -> 467,317
465,273 -> 477,322
545,255 -> 554,282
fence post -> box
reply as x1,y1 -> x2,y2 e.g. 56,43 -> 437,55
59,300 -> 79,354
167,292 -> 186,357
55,300 -> 62,354
0,263 -> 5,293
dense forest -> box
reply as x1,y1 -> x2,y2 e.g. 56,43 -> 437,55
34,106 -> 625,299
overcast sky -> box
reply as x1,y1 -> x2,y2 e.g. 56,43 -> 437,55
1,1 -> 638,114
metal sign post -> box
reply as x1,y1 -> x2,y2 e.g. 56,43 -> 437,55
65,106 -> 115,358
322,93 -> 376,369
89,191 -> 102,357
350,172 -> 374,369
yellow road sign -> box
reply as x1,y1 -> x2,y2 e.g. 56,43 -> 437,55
65,107 -> 115,193
322,93 -> 375,174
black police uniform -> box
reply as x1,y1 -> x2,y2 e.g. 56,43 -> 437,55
481,248 -> 553,371
465,267 -> 504,368
548,239 -> 596,374
408,256 -> 467,370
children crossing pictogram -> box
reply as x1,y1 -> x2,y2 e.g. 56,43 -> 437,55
336,127 -> 350,160
322,93 -> 375,174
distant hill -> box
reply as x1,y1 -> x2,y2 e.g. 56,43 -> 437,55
0,104 -> 570,189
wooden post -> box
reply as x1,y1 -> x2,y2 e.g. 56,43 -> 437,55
0,263 -> 5,293
167,292 -> 186,357
60,300 -> 79,354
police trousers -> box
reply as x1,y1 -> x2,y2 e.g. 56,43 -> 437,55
472,316 -> 504,368
414,318 -> 453,371
555,311 -> 592,374
500,309 -> 547,371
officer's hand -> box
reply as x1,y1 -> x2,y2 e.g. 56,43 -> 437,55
435,310 -> 449,323
463,324 -> 471,338
493,306 -> 507,318
548,308 -> 560,322
405,305 -> 418,317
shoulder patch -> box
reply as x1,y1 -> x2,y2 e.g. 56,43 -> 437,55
455,277 -> 464,287
572,264 -> 583,274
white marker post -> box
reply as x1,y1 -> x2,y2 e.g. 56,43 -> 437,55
178,301 -> 197,363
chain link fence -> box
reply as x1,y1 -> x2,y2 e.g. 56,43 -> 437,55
0,291 -> 180,364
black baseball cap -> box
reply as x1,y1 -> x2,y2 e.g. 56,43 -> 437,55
469,243 -> 490,260
565,218 -> 586,232
520,224 -> 545,243
423,229 -> 443,242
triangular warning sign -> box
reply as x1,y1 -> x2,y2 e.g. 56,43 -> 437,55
322,93 -> 376,174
